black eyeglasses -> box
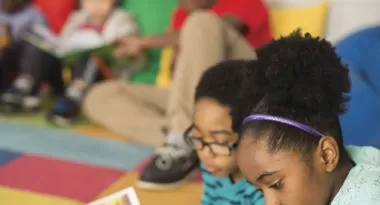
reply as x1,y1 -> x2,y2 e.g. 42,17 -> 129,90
184,125 -> 239,156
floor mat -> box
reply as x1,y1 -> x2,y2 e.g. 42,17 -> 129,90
0,112 -> 129,142
0,118 -> 202,204
0,122 -> 153,170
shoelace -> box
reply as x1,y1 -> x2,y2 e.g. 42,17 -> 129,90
156,144 -> 190,158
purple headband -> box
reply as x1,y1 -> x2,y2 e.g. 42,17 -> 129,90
242,114 -> 324,137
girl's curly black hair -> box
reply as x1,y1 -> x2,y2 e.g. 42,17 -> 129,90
195,60 -> 265,132
241,29 -> 351,164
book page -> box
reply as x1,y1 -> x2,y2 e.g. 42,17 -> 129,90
24,26 -> 112,61
86,187 -> 140,205
57,30 -> 106,56
31,24 -> 60,47
22,24 -> 61,55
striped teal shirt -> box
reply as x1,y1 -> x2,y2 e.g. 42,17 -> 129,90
201,165 -> 264,205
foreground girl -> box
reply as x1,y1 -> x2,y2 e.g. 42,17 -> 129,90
237,31 -> 380,205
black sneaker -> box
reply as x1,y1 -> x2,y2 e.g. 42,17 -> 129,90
1,87 -> 24,112
136,144 -> 199,190
45,96 -> 80,127
1,84 -> 44,113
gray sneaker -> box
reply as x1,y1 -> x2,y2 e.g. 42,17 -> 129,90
136,144 -> 199,190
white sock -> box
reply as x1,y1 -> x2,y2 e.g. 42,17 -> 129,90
14,76 -> 33,93
65,85 -> 83,102
166,132 -> 192,151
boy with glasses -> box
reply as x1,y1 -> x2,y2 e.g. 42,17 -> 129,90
147,60 -> 265,204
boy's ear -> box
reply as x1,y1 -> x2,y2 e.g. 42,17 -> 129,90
317,136 -> 340,173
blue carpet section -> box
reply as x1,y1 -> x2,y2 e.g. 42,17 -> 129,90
0,150 -> 22,166
0,121 -> 154,170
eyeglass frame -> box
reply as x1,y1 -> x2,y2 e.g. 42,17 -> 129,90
183,124 -> 239,156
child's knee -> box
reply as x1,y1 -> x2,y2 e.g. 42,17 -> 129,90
83,81 -> 118,110
182,11 -> 222,34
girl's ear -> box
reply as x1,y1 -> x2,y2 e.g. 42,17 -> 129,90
317,136 -> 340,173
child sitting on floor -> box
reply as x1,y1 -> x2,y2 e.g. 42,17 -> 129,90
0,0 -> 46,90
167,60 -> 265,205
0,0 -> 46,46
237,30 -> 380,205
1,0 -> 139,126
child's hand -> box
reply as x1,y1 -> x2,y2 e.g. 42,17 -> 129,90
113,36 -> 144,57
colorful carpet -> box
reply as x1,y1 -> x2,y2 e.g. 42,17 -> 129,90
0,114 -> 202,205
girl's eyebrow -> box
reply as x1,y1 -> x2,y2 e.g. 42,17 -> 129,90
257,171 -> 278,182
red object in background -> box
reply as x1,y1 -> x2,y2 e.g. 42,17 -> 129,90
33,0 -> 76,34
172,0 -> 272,48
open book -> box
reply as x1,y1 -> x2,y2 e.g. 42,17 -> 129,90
86,187 -> 140,205
23,24 -> 113,64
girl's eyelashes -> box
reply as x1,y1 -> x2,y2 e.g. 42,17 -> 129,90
269,179 -> 283,190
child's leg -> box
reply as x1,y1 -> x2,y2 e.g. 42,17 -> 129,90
83,81 -> 168,146
1,43 -> 56,111
44,52 -> 65,96
16,44 -> 49,93
66,55 -> 100,102
0,45 -> 20,91
46,55 -> 100,126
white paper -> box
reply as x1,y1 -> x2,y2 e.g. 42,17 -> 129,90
31,24 -> 60,47
57,30 -> 105,55
86,187 -> 140,205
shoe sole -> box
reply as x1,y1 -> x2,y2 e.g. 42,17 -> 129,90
1,104 -> 21,113
135,168 -> 199,191
1,98 -> 40,114
50,115 -> 72,128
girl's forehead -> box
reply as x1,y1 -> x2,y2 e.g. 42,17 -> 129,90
238,138 -> 304,173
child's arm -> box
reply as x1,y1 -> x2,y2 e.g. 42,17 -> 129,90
14,5 -> 47,43
31,7 -> 48,27
112,9 -> 138,37
103,8 -> 139,43
59,11 -> 87,41
109,9 -> 146,71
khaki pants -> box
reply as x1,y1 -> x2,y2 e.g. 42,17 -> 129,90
83,11 -> 256,146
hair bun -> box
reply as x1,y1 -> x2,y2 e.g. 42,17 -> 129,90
256,29 -> 351,115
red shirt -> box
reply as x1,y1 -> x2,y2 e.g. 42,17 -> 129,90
34,0 -> 75,34
171,0 -> 272,48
